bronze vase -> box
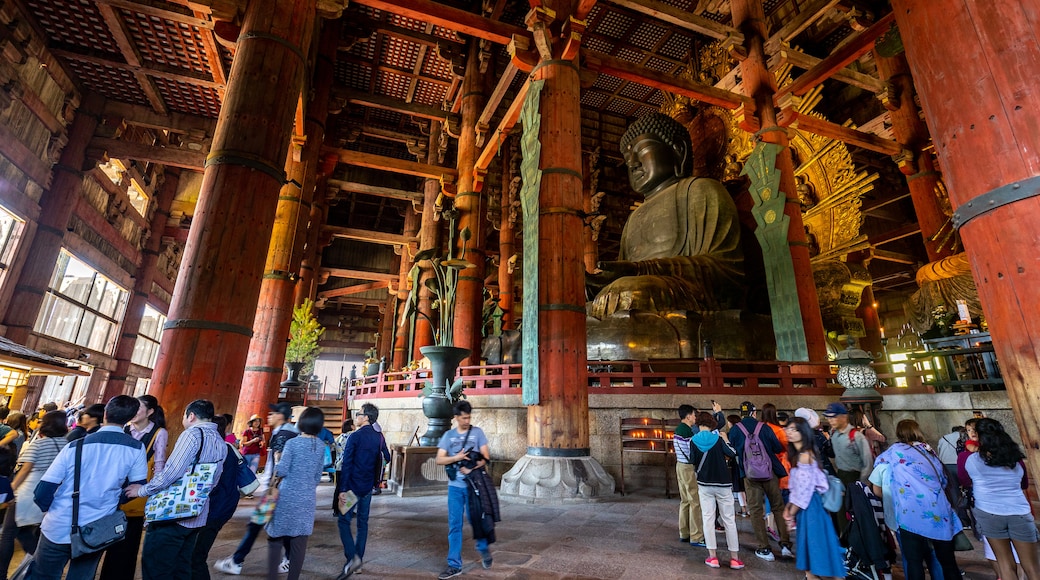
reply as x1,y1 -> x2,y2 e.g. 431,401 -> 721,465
419,345 -> 470,446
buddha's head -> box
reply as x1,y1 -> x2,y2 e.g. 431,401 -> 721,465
620,113 -> 693,196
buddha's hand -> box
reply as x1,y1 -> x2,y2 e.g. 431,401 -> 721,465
586,261 -> 638,290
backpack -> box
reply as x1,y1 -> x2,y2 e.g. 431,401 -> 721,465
820,474 -> 845,512
736,422 -> 773,481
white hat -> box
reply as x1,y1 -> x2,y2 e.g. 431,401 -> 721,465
794,407 -> 820,429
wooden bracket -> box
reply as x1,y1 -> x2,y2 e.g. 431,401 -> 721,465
559,16 -> 586,61
775,93 -> 801,128
878,80 -> 901,111
508,35 -> 538,73
526,7 -> 556,61
892,148 -> 916,175
722,32 -> 747,61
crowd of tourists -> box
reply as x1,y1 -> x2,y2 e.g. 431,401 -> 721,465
673,400 -> 1039,580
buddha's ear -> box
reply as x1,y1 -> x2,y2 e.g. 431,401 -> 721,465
672,139 -> 691,177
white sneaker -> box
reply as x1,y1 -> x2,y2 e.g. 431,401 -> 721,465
781,545 -> 794,559
279,557 -> 290,574
215,557 -> 243,575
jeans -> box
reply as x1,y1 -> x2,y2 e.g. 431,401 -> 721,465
29,535 -> 103,580
447,484 -> 487,569
190,518 -> 230,580
0,502 -> 39,580
232,521 -> 265,564
699,484 -> 739,553
245,454 -> 260,474
898,529 -> 958,580
98,515 -> 145,579
745,476 -> 790,550
141,521 -> 200,580
675,463 -> 704,542
337,492 -> 373,562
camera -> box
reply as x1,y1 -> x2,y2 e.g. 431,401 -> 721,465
458,448 -> 484,469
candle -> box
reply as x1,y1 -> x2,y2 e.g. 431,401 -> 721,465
880,327 -> 885,339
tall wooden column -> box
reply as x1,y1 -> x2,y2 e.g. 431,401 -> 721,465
105,169 -> 180,399
3,93 -> 104,346
451,39 -> 488,364
149,0 -> 316,423
892,0 -> 1040,490
413,121 -> 443,357
237,18 -> 334,432
731,0 -> 827,361
392,206 -> 420,369
875,52 -> 953,262
498,136 -> 516,330
294,153 -> 337,307
500,4 -> 614,499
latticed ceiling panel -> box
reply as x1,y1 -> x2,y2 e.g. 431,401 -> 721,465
629,22 -> 669,52
348,33 -> 378,61
121,12 -> 214,76
592,74 -> 624,93
633,104 -> 659,117
597,11 -> 637,39
25,0 -> 120,55
62,59 -> 148,106
619,83 -> 655,101
412,79 -> 447,107
335,61 -> 373,92
658,32 -> 694,61
615,47 -> 645,64
581,91 -> 609,109
419,54 -> 454,81
374,69 -> 411,99
644,57 -> 676,72
388,13 -> 427,32
430,26 -> 462,42
354,139 -> 414,161
605,99 -> 637,116
366,108 -> 405,130
585,36 -> 615,54
153,78 -> 221,117
380,36 -> 420,72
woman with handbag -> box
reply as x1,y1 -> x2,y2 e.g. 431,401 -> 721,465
872,419 -> 963,580
265,406 -> 326,580
241,415 -> 264,474
782,417 -> 846,580
98,395 -> 168,580
962,418 -> 1039,580
0,411 -> 67,579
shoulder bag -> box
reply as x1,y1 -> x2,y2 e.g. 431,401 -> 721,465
121,427 -> 160,518
144,430 -> 221,523
910,445 -> 973,551
70,440 -> 128,558
444,428 -> 471,482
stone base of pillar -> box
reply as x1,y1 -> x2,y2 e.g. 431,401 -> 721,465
499,454 -> 616,501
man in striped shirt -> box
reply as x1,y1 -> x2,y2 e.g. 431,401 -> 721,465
125,399 -> 227,580
674,404 -> 706,547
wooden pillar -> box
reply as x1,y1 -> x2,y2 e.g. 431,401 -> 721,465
392,206 -> 420,368
731,0 -> 827,361
892,0 -> 1040,491
875,52 -> 953,262
2,93 -> 104,345
294,153 -> 337,307
149,0 -> 316,425
498,136 -> 516,330
413,121 -> 443,357
451,39 -> 488,364
105,169 -> 181,399
237,18 -> 334,433
581,148 -> 601,274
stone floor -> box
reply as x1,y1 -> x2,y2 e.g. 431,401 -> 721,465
196,482 -> 996,580
4,481 -> 997,579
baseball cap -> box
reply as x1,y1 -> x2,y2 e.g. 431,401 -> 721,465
739,401 -> 756,416
794,407 -> 820,429
823,402 -> 848,417
268,403 -> 293,420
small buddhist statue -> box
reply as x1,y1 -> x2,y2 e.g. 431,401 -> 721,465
796,175 -> 817,211
587,113 -> 745,318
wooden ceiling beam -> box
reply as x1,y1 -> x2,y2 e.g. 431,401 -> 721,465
476,60 -> 519,146
317,281 -> 389,299
321,268 -> 398,282
194,9 -> 228,88
333,88 -> 457,122
91,0 -> 215,29
95,3 -> 169,115
583,50 -> 751,109
322,296 -> 387,307
327,148 -> 458,180
604,0 -> 742,41
89,137 -> 207,170
103,100 -> 216,135
776,11 -> 896,99
327,180 -> 424,202
868,223 -> 921,247
765,0 -> 842,52
50,49 -> 225,89
871,249 -> 917,265
348,0 -> 527,45
787,113 -> 901,156
770,47 -> 882,93
474,76 -> 530,189
323,225 -> 417,246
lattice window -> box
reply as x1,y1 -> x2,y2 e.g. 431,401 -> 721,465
25,0 -> 119,54
374,70 -> 410,99
381,36 -> 420,72
63,60 -> 149,106
153,78 -> 221,117
644,57 -> 675,73
592,74 -> 624,92
412,80 -> 446,107
121,12 -> 213,76
629,22 -> 667,52
659,32 -> 693,60
335,61 -> 372,92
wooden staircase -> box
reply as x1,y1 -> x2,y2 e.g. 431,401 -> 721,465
311,399 -> 345,434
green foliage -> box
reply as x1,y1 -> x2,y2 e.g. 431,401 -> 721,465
285,298 -> 325,370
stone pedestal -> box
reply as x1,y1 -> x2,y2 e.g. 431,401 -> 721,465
387,445 -> 448,497
500,454 -> 615,502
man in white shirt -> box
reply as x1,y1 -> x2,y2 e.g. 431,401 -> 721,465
32,395 -> 148,580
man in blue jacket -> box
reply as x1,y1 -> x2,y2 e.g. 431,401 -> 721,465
335,403 -> 390,579
727,401 -> 791,562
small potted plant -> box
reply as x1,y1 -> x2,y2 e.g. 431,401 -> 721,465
284,298 -> 325,391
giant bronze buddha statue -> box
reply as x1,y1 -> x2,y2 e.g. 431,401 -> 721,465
587,113 -> 769,360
